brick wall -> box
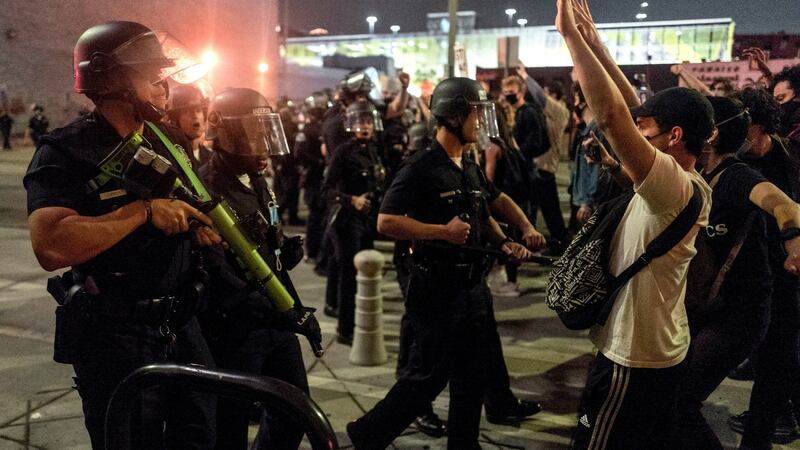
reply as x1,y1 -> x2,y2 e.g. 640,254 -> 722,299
0,0 -> 280,133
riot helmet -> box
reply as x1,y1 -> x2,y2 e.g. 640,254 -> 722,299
167,84 -> 208,118
338,68 -> 384,106
430,77 -> 499,145
73,21 -> 205,121
407,122 -> 431,153
206,88 -> 290,157
345,100 -> 384,137
74,21 -> 205,95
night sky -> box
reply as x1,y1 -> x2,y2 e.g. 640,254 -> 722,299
287,0 -> 799,36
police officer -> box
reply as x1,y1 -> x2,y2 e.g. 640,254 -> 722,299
346,77 -> 533,449
322,99 -> 386,344
198,87 -> 313,450
24,21 -> 218,449
295,92 -> 327,261
166,83 -> 212,168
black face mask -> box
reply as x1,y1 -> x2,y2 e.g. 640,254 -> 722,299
505,93 -> 519,105
780,100 -> 800,131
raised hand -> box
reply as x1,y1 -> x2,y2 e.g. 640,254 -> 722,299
573,0 -> 602,48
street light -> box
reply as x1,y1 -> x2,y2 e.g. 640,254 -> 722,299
258,62 -> 269,73
390,24 -> 400,35
636,12 -> 648,20
517,18 -> 528,27
640,2 -> 649,7
505,8 -> 517,27
366,16 -> 377,34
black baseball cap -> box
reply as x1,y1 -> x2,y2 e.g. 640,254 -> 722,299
630,87 -> 714,142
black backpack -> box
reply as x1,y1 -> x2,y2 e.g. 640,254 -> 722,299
546,182 -> 702,330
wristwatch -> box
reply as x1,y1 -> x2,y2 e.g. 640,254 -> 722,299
780,227 -> 800,242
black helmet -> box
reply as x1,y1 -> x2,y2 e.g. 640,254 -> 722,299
429,77 -> 499,144
73,21 -> 204,97
167,84 -> 208,118
338,68 -> 384,106
206,88 -> 290,156
407,122 -> 431,153
345,99 -> 384,133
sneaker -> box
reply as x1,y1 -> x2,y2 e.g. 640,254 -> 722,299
486,265 -> 507,288
486,398 -> 542,424
728,410 -> 800,444
414,412 -> 448,437
323,305 -> 338,318
728,358 -> 755,381
491,281 -> 521,298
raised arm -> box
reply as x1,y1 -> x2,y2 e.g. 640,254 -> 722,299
749,181 -> 800,273
671,65 -> 714,96
573,0 -> 641,107
557,0 -> 656,184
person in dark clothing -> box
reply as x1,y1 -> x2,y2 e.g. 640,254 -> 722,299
726,87 -> 800,450
0,108 -> 13,150
296,95 -> 327,261
198,87 -> 312,450
166,83 -> 212,169
23,21 -> 219,449
27,104 -> 49,148
322,99 -> 386,345
671,96 -> 800,450
273,107 -> 303,225
346,77 -> 536,450
502,75 -> 570,247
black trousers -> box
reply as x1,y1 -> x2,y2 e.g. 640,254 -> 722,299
571,352 -> 685,450
350,275 -> 493,449
210,329 -> 308,450
395,256 -> 521,415
73,317 -> 216,450
0,116 -> 11,150
671,300 -> 769,450
742,281 -> 800,450
530,169 -> 569,243
329,214 -> 373,338
303,185 -> 326,260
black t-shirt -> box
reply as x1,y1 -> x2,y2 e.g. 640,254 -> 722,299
23,111 -> 196,298
321,105 -> 349,161
380,140 -> 501,248
702,158 -> 771,304
322,138 -> 385,206
745,137 -> 800,284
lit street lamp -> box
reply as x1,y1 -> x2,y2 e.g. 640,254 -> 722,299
636,12 -> 648,20
390,24 -> 400,35
517,18 -> 528,27
366,16 -> 377,34
640,2 -> 649,7
505,8 -> 517,27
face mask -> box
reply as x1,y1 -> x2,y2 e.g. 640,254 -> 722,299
505,93 -> 518,105
780,101 -> 800,128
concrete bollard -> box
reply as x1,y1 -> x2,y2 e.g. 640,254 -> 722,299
349,249 -> 388,366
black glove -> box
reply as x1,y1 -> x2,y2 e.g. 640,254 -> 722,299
275,306 -> 324,357
281,235 -> 305,271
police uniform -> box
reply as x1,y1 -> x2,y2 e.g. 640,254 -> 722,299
295,120 -> 326,259
24,111 -> 216,449
199,151 -> 308,450
322,137 -> 385,341
347,140 -> 499,449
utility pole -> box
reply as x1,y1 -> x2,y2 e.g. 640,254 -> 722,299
447,0 -> 458,78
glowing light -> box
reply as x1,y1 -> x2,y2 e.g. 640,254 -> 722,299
636,12 -> 648,20
202,50 -> 218,67
390,25 -> 400,34
258,62 -> 269,73
505,8 -> 517,16
640,2 -> 649,7
517,18 -> 528,27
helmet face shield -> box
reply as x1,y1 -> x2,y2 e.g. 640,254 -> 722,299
111,31 -> 206,85
471,101 -> 500,139
345,109 -> 384,133
209,108 -> 291,157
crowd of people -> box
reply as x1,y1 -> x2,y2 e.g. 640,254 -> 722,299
18,0 -> 800,449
